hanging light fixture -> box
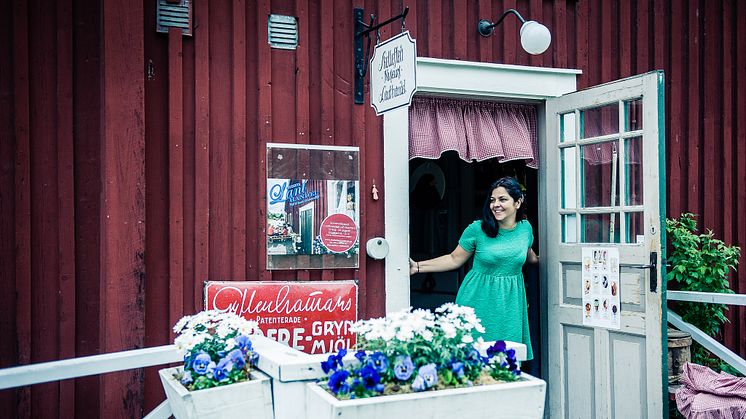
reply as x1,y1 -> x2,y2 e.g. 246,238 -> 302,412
477,9 -> 551,55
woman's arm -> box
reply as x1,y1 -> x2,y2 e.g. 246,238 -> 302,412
526,248 -> 539,264
409,245 -> 473,276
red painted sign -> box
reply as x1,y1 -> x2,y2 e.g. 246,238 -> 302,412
204,281 -> 357,354
319,213 -> 358,252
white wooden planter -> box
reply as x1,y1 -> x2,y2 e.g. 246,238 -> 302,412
158,367 -> 274,419
306,374 -> 546,419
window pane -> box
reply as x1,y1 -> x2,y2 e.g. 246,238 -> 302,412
561,147 -> 577,209
580,141 -> 619,207
581,213 -> 620,243
624,98 -> 643,131
625,212 -> 645,244
561,112 -> 576,143
580,103 -> 619,138
625,136 -> 643,205
563,214 -> 578,243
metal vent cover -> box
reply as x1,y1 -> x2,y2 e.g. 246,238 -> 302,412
157,0 -> 192,36
268,14 -> 298,49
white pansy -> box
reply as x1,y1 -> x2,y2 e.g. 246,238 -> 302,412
461,334 -> 474,344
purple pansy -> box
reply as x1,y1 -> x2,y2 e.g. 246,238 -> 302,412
393,355 -> 414,381
367,351 -> 388,374
359,364 -> 381,391
191,352 -> 213,375
327,369 -> 350,395
227,348 -> 246,369
180,370 -> 193,385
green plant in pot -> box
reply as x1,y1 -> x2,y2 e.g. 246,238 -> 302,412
666,213 -> 741,373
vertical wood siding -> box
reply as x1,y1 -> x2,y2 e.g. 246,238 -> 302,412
1,0 -> 745,416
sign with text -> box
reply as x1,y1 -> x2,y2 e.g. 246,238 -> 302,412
204,281 -> 358,354
369,30 -> 417,115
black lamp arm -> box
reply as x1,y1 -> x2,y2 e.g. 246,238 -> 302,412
478,8 -> 527,37
355,7 -> 409,38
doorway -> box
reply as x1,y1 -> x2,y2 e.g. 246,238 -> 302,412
408,152 -> 541,376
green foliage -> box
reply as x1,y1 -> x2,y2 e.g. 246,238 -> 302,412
666,213 -> 741,370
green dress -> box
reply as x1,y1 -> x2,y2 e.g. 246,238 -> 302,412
455,219 -> 534,360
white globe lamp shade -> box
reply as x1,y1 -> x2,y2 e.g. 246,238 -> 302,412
520,21 -> 551,55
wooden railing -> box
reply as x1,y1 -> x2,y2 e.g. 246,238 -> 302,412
667,290 -> 746,375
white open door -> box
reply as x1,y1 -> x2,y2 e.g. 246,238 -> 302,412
540,71 -> 666,418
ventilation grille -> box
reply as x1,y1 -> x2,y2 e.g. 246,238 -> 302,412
268,14 -> 298,49
157,0 -> 192,36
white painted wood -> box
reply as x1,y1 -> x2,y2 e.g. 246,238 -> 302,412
143,401 -> 173,419
542,72 -> 665,419
306,374 -> 546,419
668,309 -> 746,375
667,291 -> 746,306
383,57 -> 580,313
159,367 -> 274,419
0,344 -> 180,390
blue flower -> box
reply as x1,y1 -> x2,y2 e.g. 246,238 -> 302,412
328,369 -> 350,394
393,355 -> 414,381
234,335 -> 253,354
359,364 -> 381,390
212,357 -> 233,381
227,348 -> 246,369
180,370 -> 193,385
321,348 -> 347,373
451,361 -> 465,379
191,352 -> 213,375
417,363 -> 438,389
487,340 -> 507,358
411,375 -> 426,392
367,351 -> 388,374
354,350 -> 367,363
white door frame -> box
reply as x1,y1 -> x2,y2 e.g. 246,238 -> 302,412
382,57 -> 581,313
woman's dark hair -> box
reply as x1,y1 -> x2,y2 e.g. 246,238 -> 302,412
480,177 -> 525,237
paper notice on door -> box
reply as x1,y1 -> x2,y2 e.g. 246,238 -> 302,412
581,247 -> 620,329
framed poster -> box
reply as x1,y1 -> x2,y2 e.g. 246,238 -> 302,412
266,143 -> 360,269
205,281 -> 358,354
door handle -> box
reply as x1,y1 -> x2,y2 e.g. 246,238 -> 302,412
626,252 -> 658,293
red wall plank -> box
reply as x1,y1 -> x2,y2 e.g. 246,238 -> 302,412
100,0 -> 145,417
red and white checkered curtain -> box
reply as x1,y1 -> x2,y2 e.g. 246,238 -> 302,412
408,97 -> 539,169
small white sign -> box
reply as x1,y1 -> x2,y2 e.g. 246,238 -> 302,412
369,31 -> 417,115
581,247 -> 621,329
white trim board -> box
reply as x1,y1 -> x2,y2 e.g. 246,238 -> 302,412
382,57 -> 580,313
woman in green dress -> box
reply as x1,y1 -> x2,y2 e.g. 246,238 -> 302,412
409,177 -> 539,359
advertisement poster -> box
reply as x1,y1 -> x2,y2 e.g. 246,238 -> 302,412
581,247 -> 621,329
204,281 -> 358,354
266,144 -> 360,270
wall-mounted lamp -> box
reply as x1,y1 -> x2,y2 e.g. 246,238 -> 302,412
478,9 -> 551,55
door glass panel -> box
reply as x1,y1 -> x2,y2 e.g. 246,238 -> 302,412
561,112 -> 576,143
625,212 -> 645,244
563,214 -> 578,243
561,147 -> 577,209
580,141 -> 619,207
625,137 -> 643,205
580,103 -> 619,138
624,98 -> 643,131
581,213 -> 620,243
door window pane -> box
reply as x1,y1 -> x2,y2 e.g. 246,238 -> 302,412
580,141 -> 619,207
624,98 -> 643,131
580,103 -> 619,138
561,147 -> 577,209
625,136 -> 643,205
561,112 -> 576,143
563,214 -> 578,243
581,213 -> 620,243
625,212 -> 645,244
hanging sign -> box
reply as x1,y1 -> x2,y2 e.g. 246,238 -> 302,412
204,281 -> 358,354
581,247 -> 621,329
369,30 -> 417,115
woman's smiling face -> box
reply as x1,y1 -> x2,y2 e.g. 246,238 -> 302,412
489,186 -> 521,225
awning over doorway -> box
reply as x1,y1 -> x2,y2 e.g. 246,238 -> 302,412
408,97 -> 539,168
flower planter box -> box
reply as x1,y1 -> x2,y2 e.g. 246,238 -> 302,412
159,367 -> 274,419
305,373 -> 546,419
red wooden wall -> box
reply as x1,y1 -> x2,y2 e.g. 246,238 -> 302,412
1,0 -> 745,417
